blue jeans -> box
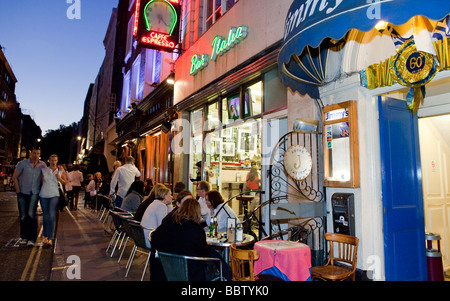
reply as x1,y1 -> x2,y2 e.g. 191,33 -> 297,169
17,193 -> 40,242
40,197 -> 60,239
114,195 -> 123,208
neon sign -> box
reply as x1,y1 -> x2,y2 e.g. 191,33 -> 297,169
190,54 -> 209,75
190,26 -> 248,76
141,32 -> 176,49
134,0 -> 181,52
211,26 -> 248,61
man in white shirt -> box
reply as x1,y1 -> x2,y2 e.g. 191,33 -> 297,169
196,180 -> 210,221
109,156 -> 141,207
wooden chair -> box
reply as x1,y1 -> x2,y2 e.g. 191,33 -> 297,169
230,243 -> 260,281
311,232 -> 359,281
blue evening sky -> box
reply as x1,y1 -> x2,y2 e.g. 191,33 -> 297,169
0,0 -> 118,134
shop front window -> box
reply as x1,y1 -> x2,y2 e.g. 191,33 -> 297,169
245,81 -> 262,117
190,81 -> 263,219
190,109 -> 203,185
202,119 -> 261,217
206,101 -> 220,130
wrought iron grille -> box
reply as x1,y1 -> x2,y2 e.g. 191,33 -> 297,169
266,130 -> 327,267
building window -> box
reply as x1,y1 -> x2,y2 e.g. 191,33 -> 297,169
131,54 -> 141,102
205,0 -> 239,31
121,71 -> 131,113
190,80 -> 263,215
205,0 -> 222,31
125,14 -> 135,63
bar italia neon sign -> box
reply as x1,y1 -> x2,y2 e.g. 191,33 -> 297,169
190,25 -> 248,75
134,0 -> 181,52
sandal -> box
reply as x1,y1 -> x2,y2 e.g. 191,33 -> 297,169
42,237 -> 53,248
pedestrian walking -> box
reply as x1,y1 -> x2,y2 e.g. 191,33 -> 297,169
12,146 -> 46,247
109,156 -> 141,208
59,164 -> 71,211
39,154 -> 67,248
68,164 -> 83,210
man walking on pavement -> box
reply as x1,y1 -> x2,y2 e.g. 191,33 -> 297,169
109,156 -> 141,208
12,146 -> 46,247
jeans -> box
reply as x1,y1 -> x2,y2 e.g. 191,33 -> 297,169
17,193 -> 40,242
114,195 -> 123,208
40,197 -> 60,239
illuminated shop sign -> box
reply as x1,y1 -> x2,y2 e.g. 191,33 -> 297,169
325,108 -> 348,121
190,25 -> 248,75
134,0 -> 181,52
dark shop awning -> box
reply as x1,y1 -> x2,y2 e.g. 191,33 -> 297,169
279,0 -> 450,98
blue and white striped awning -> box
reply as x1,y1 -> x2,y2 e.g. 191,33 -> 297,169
279,0 -> 450,98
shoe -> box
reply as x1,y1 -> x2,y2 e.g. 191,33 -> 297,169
43,238 -> 53,248
27,240 -> 35,247
18,238 -> 28,246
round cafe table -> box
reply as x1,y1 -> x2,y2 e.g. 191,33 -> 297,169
207,233 -> 255,263
254,240 -> 311,281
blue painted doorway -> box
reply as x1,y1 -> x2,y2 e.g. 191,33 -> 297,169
378,96 -> 427,280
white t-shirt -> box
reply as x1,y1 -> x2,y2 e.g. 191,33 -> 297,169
109,164 -> 141,198
40,167 -> 62,198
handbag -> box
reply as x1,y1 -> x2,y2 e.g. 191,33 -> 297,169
59,187 -> 69,207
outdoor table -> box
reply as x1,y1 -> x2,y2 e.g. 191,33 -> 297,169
254,240 -> 311,281
207,232 -> 255,263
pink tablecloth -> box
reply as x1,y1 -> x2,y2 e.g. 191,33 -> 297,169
254,240 -> 311,281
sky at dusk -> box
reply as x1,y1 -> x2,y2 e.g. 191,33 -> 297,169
0,0 -> 119,134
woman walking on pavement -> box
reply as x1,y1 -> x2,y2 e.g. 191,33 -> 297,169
39,154 -> 67,248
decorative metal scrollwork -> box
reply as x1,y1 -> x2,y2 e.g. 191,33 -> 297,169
267,130 -> 327,266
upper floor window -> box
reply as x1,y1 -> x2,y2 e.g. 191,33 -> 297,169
206,0 -> 222,30
205,0 -> 239,32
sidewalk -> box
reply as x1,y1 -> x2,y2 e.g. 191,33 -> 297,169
51,201 -> 149,281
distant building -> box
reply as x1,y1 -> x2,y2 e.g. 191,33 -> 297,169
0,45 -> 20,165
113,0 -> 176,186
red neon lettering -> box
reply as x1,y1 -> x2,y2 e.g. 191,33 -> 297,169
167,0 -> 179,4
141,34 -> 175,49
133,0 -> 141,36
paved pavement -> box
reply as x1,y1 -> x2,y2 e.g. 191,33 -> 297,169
0,190 -> 148,282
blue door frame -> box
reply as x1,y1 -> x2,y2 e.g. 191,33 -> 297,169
378,96 -> 427,281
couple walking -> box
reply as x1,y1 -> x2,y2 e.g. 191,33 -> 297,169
12,147 -> 67,248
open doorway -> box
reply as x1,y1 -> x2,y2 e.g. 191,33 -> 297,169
419,114 -> 450,277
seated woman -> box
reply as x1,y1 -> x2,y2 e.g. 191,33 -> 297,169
150,197 -> 222,281
133,183 -> 166,222
140,185 -> 173,248
205,190 -> 238,232
120,180 -> 145,213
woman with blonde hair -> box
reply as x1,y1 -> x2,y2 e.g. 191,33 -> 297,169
133,183 -> 166,222
140,185 -> 173,248
39,154 -> 67,248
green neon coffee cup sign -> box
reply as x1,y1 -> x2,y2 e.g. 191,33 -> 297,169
190,25 -> 248,76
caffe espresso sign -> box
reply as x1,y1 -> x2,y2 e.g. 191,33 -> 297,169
190,25 -> 248,75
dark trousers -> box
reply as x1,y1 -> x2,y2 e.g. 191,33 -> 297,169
17,193 -> 40,242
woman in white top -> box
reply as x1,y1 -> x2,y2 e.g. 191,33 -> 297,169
39,154 -> 67,248
205,190 -> 238,232
140,186 -> 173,248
